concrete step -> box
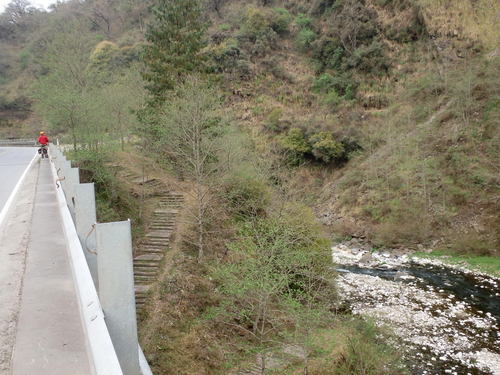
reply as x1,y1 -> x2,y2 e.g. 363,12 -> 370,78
134,254 -> 162,262
135,284 -> 151,293
134,275 -> 156,282
134,259 -> 162,267
235,364 -> 262,375
145,230 -> 171,237
149,226 -> 174,230
140,244 -> 169,250
143,236 -> 170,246
134,269 -> 158,276
134,271 -> 158,277
143,238 -> 170,244
133,261 -> 161,268
140,248 -> 167,254
152,216 -> 177,221
151,217 -> 176,221
153,209 -> 180,214
144,238 -> 170,244
150,218 -> 176,222
149,225 -> 174,229
140,244 -> 168,250
141,241 -> 170,250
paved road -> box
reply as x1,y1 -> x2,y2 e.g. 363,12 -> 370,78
10,159 -> 91,375
0,151 -> 92,375
0,147 -> 37,212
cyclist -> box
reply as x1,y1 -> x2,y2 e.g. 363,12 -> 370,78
37,131 -> 49,158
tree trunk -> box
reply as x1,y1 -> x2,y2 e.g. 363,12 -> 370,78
196,182 -> 204,262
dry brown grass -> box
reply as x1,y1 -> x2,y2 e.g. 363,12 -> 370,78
418,0 -> 500,51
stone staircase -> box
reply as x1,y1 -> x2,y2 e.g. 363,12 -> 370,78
134,192 -> 184,311
235,364 -> 263,375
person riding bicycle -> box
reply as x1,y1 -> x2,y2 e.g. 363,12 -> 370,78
38,131 -> 49,146
37,131 -> 49,158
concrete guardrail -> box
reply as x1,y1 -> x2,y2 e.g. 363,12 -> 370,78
49,144 -> 153,375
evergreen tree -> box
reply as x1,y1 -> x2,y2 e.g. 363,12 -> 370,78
143,0 -> 206,105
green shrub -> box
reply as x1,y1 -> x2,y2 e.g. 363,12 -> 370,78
18,49 -> 30,70
295,13 -> 313,29
221,174 -> 269,218
238,7 -> 281,55
271,8 -> 292,34
210,206 -> 332,330
323,90 -> 343,109
90,40 -> 119,66
313,37 -> 345,71
206,38 -> 242,73
312,73 -> 358,99
264,107 -> 284,132
296,28 -> 317,52
279,128 -> 351,165
344,41 -> 391,74
309,132 -> 345,163
280,128 -> 311,164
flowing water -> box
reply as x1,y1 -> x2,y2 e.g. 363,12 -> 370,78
333,245 -> 500,375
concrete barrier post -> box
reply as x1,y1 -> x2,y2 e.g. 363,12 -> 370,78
75,183 -> 98,289
60,159 -> 71,193
66,168 -> 80,216
96,221 -> 140,375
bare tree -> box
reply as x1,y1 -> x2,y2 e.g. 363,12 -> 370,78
4,0 -> 34,25
154,76 -> 225,261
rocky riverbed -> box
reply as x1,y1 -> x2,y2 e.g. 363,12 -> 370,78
332,242 -> 500,375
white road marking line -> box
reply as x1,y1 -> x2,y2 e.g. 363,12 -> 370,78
0,151 -> 38,230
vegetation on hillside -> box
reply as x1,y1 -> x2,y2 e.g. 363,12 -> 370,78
1,0 -> 498,373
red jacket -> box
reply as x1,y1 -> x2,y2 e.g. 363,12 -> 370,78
38,135 -> 49,145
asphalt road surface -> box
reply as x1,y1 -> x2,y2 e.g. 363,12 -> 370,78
0,147 -> 37,212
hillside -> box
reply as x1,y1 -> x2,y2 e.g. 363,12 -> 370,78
2,0 -> 497,253
0,0 -> 499,373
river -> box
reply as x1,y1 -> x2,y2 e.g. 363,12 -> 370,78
332,243 -> 500,375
